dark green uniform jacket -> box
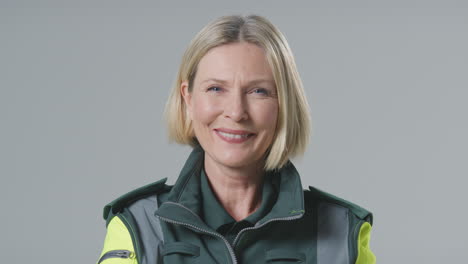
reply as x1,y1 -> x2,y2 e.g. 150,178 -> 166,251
97,146 -> 376,264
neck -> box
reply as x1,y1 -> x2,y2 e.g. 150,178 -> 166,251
203,153 -> 265,222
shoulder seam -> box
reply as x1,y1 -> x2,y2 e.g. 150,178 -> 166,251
103,178 -> 170,221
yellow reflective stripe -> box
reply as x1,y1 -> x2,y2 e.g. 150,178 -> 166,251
355,222 -> 376,264
97,216 -> 138,264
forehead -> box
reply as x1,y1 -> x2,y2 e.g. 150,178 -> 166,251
195,42 -> 274,83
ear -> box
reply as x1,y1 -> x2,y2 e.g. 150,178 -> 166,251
180,80 -> 192,119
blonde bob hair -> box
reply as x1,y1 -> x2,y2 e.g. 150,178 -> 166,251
165,14 -> 311,170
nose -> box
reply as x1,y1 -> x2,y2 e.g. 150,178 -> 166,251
224,91 -> 248,122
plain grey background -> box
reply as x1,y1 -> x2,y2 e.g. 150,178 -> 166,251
1,0 -> 467,263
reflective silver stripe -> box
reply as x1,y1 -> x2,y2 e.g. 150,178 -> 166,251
317,201 -> 349,264
127,195 -> 164,264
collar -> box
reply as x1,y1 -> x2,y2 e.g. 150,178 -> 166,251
200,166 -> 236,230
200,164 -> 278,231
154,145 -> 305,231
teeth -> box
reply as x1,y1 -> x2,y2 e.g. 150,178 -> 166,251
218,131 -> 250,139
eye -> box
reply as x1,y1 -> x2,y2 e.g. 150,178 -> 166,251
251,88 -> 269,95
207,86 -> 222,92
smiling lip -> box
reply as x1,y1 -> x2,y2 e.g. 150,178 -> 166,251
214,128 -> 255,143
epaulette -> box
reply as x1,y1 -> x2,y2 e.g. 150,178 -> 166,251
103,178 -> 170,221
307,185 -> 373,225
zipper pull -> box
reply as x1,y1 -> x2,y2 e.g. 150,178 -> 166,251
114,250 -> 132,258
98,250 -> 135,264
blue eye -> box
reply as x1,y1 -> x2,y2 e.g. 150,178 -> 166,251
252,88 -> 268,95
207,86 -> 222,92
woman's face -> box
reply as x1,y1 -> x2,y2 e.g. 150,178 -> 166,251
181,42 -> 279,171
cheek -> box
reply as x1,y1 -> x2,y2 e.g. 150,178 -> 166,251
192,97 -> 222,125
252,102 -> 278,129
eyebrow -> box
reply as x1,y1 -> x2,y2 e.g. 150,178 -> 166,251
200,78 -> 274,86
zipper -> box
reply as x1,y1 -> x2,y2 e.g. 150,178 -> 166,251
232,213 -> 304,247
156,202 -> 238,264
97,250 -> 134,264
157,202 -> 305,264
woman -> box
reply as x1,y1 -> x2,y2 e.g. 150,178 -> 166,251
97,15 -> 375,264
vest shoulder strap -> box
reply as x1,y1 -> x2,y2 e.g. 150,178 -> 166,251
307,186 -> 373,225
103,177 -> 171,221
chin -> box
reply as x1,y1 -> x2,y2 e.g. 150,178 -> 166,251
212,148 -> 260,169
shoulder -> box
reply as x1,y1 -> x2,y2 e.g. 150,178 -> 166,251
98,178 -> 171,264
303,186 -> 376,263
304,186 -> 373,225
102,177 -> 172,224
